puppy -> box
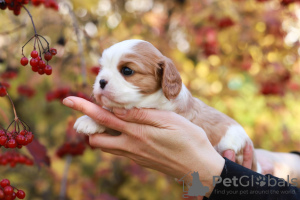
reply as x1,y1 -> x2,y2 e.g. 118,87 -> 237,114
74,39 -> 260,172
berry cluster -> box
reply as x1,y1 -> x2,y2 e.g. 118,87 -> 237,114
0,70 -> 18,80
17,85 -> 35,98
0,129 -> 34,149
218,17 -> 235,29
56,141 -> 86,158
0,151 -> 34,167
281,0 -> 299,6
0,0 -> 58,16
0,179 -> 25,199
21,48 -> 57,76
46,87 -> 90,102
260,82 -> 284,96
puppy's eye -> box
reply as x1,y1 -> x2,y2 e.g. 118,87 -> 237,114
121,66 -> 134,76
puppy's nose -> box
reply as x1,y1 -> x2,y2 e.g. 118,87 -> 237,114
99,79 -> 108,89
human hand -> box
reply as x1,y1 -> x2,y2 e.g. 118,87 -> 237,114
63,96 -> 225,197
222,144 -> 274,174
222,143 -> 255,170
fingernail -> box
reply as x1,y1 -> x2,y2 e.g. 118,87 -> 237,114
113,108 -> 127,116
63,98 -> 74,108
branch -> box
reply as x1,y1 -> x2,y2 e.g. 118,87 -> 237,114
20,4 -> 37,35
0,24 -> 26,35
59,155 -> 72,200
66,3 -> 87,85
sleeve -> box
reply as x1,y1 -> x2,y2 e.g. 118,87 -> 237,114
204,158 -> 300,200
290,151 -> 300,157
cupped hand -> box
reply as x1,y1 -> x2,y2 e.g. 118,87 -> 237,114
63,96 -> 225,197
222,144 -> 274,175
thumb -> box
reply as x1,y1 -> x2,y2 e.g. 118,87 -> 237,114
113,107 -> 174,126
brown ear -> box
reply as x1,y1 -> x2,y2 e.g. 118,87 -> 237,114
160,57 -> 182,100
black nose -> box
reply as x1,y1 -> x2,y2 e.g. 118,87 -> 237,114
100,79 -> 107,89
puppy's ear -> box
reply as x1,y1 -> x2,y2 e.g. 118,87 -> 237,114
159,57 -> 182,100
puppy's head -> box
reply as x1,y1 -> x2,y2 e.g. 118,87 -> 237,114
93,39 -> 182,109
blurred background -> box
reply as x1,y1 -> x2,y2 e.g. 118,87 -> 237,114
0,0 -> 300,199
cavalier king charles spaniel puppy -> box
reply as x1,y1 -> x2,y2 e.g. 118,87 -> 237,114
74,39 -> 260,172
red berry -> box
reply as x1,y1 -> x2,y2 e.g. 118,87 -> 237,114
20,57 -> 28,66
38,60 -> 46,69
13,8 -> 21,16
0,3 -> 7,10
50,48 -> 57,55
44,52 -> 52,61
30,58 -> 38,67
0,86 -> 7,97
38,68 -> 45,75
0,136 -> 7,145
0,130 -> 5,136
31,50 -> 38,58
44,65 -> 52,75
16,135 -> 26,145
0,189 -> 4,199
7,139 -> 17,148
0,179 -> 10,187
20,130 -> 27,135
16,190 -> 25,199
32,65 -> 39,72
25,133 -> 34,143
3,186 -> 13,195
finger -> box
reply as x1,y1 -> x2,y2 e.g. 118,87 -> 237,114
242,143 -> 253,169
100,148 -> 129,157
222,150 -> 235,162
89,133 -> 127,150
113,107 -> 181,127
63,97 -> 132,133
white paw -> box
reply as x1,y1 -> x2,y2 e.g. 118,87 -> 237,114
214,125 -> 249,154
74,115 -> 105,135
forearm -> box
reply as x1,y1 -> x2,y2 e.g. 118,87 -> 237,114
205,158 -> 300,200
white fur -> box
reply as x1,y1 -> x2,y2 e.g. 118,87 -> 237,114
214,125 -> 250,154
74,115 -> 105,135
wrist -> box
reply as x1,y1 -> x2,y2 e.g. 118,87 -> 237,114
181,145 -> 225,198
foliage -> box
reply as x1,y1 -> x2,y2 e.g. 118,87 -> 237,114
0,0 -> 299,199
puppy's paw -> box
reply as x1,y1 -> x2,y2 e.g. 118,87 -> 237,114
214,125 -> 260,172
74,115 -> 105,135
214,125 -> 249,154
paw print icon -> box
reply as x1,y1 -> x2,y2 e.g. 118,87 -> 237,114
256,176 -> 266,187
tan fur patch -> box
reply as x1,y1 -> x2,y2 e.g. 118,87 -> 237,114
117,42 -> 165,95
117,41 -> 182,98
161,57 -> 182,100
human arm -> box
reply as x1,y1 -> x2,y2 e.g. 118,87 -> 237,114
63,96 -> 224,197
223,147 -> 300,187
204,158 -> 300,200
63,96 -> 300,199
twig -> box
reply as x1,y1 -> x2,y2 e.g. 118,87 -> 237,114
59,155 -> 72,200
66,3 -> 87,85
20,4 -> 37,35
6,94 -> 18,121
0,24 -> 26,35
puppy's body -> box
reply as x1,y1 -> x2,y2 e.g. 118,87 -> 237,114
75,39 -> 259,171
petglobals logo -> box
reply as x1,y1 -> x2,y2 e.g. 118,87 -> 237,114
213,175 -> 298,188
